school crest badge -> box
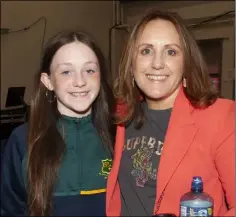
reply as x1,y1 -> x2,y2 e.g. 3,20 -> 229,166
99,158 -> 112,178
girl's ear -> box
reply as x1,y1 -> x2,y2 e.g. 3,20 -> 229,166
40,73 -> 54,91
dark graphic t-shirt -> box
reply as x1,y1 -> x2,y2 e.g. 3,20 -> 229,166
118,102 -> 172,216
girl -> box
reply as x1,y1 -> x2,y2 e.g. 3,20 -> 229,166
1,30 -> 115,216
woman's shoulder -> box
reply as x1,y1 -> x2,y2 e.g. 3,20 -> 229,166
211,98 -> 234,110
194,98 -> 234,132
203,98 -> 234,119
195,97 -> 233,115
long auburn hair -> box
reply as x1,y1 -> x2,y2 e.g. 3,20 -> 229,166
114,10 -> 218,127
27,30 -> 115,216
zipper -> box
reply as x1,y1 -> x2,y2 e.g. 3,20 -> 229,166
76,121 -> 83,188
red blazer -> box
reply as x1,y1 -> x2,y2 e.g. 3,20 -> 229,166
106,88 -> 235,216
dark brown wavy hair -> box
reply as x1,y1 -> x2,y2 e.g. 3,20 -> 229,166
114,10 -> 218,127
27,30 -> 115,216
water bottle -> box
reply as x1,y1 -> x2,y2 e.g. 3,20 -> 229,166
180,176 -> 213,217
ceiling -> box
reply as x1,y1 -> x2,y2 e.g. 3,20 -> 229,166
119,0 -> 217,8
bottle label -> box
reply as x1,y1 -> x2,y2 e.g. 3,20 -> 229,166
180,205 -> 213,217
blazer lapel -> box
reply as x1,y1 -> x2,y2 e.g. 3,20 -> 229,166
113,125 -> 125,178
107,125 -> 125,208
156,87 -> 198,204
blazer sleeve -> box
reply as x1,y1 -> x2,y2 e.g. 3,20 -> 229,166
213,103 -> 235,216
1,127 -> 28,216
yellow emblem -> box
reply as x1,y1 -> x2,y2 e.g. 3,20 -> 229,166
99,158 -> 112,178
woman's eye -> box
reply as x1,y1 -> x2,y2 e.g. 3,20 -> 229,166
167,49 -> 176,56
141,48 -> 152,55
86,69 -> 95,74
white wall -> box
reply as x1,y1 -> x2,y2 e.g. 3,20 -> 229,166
118,1 -> 235,99
1,1 -> 113,109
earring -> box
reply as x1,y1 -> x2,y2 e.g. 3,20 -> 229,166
183,77 -> 187,88
45,90 -> 56,103
132,77 -> 135,88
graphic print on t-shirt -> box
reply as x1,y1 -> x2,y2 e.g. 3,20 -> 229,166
124,136 -> 164,187
119,105 -> 171,216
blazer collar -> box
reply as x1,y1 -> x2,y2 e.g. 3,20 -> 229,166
154,86 -> 198,214
170,85 -> 196,126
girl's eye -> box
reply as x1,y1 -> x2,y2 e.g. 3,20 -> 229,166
62,70 -> 71,75
141,48 -> 152,55
86,69 -> 95,74
167,49 -> 176,56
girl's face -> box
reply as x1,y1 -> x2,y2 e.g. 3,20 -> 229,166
41,41 -> 101,117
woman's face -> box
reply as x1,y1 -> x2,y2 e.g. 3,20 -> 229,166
133,19 -> 184,109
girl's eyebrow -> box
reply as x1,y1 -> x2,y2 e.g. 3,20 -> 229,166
54,62 -> 73,71
84,61 -> 98,66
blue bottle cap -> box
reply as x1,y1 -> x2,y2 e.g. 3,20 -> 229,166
191,176 -> 203,192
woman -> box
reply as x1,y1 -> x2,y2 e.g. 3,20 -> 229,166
1,30 -> 115,216
106,10 -> 234,216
